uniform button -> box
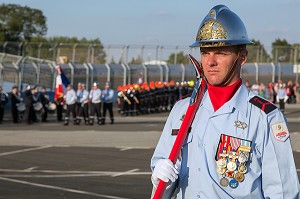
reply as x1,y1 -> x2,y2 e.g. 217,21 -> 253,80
197,194 -> 200,198
198,168 -> 201,171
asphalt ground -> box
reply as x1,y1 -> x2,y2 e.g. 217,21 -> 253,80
0,104 -> 299,199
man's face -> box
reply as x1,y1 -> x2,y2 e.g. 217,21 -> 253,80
200,46 -> 247,86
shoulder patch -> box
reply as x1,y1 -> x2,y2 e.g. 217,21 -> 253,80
249,96 -> 277,114
271,122 -> 289,142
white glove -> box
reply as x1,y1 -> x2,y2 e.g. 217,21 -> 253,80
151,159 -> 179,188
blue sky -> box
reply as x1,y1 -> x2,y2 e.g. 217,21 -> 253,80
1,0 -> 300,48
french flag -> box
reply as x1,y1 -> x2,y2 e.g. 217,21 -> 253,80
54,66 -> 70,101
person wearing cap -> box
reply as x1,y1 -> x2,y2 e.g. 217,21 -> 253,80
89,82 -> 103,125
63,84 -> 77,125
77,83 -> 89,125
150,5 -> 299,198
101,81 -> 114,124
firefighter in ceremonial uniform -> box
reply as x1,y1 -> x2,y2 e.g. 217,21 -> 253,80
89,82 -> 102,125
63,84 -> 77,125
80,83 -> 89,125
24,85 -> 36,124
0,86 -> 8,124
101,81 -> 114,124
10,86 -> 22,123
150,5 -> 299,199
75,82 -> 83,124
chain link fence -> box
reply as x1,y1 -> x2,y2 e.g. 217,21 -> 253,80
0,42 -> 300,92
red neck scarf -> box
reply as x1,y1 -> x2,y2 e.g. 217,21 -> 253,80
208,79 -> 242,112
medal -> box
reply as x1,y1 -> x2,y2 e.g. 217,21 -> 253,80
217,159 -> 227,168
238,163 -> 247,174
220,177 -> 229,187
238,153 -> 247,163
227,161 -> 237,171
234,172 -> 245,182
216,167 -> 226,175
229,179 -> 239,189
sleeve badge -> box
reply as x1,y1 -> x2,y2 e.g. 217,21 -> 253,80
271,122 -> 289,142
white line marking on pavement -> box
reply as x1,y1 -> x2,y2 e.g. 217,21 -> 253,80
0,145 -> 52,157
111,169 -> 139,177
0,177 -> 129,199
0,168 -> 152,178
24,167 -> 38,171
118,147 -> 151,151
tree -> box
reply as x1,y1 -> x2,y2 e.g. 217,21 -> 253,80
25,36 -> 106,64
247,39 -> 270,63
0,4 -> 47,42
272,38 -> 292,63
129,55 -> 143,64
167,51 -> 189,64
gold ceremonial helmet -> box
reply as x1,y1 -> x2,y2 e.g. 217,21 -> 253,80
190,5 -> 252,47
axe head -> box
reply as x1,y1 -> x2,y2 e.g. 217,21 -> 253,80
188,54 -> 204,80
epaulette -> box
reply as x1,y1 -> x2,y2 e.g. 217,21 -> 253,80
249,96 -> 277,114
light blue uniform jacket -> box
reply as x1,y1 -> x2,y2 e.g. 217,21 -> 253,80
151,84 -> 300,199
102,88 -> 114,103
65,89 -> 76,105
89,89 -> 102,103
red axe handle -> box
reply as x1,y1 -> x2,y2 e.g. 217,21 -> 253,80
152,55 -> 207,199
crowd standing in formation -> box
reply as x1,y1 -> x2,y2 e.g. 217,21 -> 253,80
0,78 -> 299,125
56,81 -> 115,126
116,80 -> 194,117
0,81 -> 115,126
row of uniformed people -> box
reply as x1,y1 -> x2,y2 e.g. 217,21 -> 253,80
0,85 -> 51,124
63,81 -> 114,125
117,81 -> 194,116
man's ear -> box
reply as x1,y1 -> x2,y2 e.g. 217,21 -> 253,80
240,49 -> 248,65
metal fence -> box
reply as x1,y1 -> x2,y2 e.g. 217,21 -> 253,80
1,41 -> 300,64
0,42 -> 300,92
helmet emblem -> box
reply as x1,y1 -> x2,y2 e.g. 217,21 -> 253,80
196,20 -> 227,42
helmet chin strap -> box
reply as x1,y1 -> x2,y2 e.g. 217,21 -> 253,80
210,51 -> 241,86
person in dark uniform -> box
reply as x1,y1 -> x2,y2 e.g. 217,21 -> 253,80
10,86 -> 22,123
39,87 -> 49,122
56,97 -> 64,122
101,81 -> 114,124
24,85 -> 35,124
0,86 -> 9,124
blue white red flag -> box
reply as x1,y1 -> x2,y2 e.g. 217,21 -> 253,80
54,66 -> 70,101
